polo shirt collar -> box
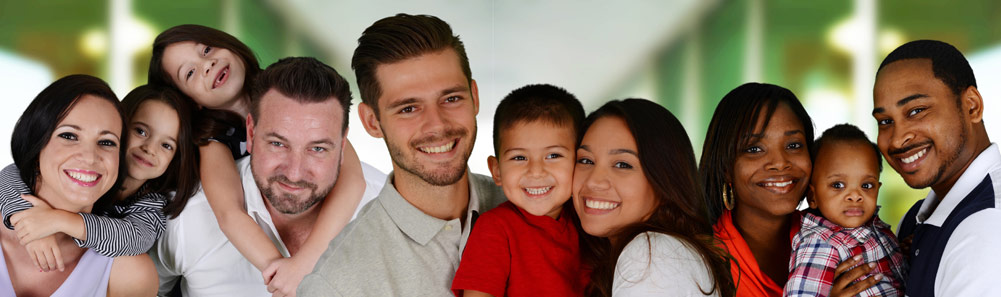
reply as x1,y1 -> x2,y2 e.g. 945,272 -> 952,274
918,143 -> 1001,226
380,170 -> 483,246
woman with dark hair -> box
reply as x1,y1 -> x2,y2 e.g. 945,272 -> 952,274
0,84 -> 198,269
575,99 -> 734,297
699,83 -> 873,297
0,75 -> 156,296
148,24 -> 367,295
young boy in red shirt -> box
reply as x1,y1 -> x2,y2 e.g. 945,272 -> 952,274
451,84 -> 588,297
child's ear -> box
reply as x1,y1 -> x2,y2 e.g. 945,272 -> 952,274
806,184 -> 818,209
487,156 -> 502,186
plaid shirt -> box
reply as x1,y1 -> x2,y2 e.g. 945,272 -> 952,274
784,211 -> 907,297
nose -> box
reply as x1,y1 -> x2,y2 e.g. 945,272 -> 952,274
203,59 -> 217,77
527,158 -> 546,178
420,104 -> 447,136
283,151 -> 306,182
138,139 -> 152,154
583,163 -> 611,192
764,148 -> 792,171
77,142 -> 100,165
845,189 -> 863,203
890,125 -> 914,150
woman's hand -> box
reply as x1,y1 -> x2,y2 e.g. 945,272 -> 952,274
10,194 -> 61,244
829,254 -> 882,297
24,235 -> 64,272
263,256 -> 312,297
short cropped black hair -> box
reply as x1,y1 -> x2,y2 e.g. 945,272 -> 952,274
492,84 -> 585,155
250,57 -> 353,133
813,123 -> 882,172
878,40 -> 976,99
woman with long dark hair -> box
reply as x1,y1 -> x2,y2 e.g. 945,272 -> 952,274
576,99 -> 734,297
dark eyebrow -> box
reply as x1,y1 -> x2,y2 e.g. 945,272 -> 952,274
503,145 -> 570,155
385,98 -> 420,111
872,93 -> 928,115
265,133 -> 288,143
440,85 -> 469,97
785,130 -> 803,136
100,130 -> 120,140
133,121 -> 178,143
578,145 -> 592,153
610,148 -> 638,156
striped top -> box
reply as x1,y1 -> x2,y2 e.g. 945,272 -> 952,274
0,164 -> 167,257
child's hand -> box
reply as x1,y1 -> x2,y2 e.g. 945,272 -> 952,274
262,256 -> 312,297
24,235 -> 64,272
11,194 -> 61,244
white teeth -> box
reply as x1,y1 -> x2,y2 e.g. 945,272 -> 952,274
525,187 -> 552,195
67,171 -> 98,183
418,141 -> 455,154
901,148 -> 927,164
763,181 -> 793,187
585,199 -> 619,210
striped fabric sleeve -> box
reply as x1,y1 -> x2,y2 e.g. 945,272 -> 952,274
0,164 -> 33,230
785,234 -> 841,297
74,192 -> 168,257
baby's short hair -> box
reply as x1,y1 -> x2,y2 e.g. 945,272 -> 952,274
492,84 -> 585,155
813,124 -> 882,172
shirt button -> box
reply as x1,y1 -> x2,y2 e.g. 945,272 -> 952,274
444,225 -> 453,231
915,249 -> 920,256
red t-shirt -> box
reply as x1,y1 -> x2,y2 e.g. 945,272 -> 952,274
714,210 -> 801,297
451,201 -> 589,297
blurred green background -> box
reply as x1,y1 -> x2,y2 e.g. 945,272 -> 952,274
4,0 -> 1001,231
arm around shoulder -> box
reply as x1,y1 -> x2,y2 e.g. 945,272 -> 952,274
107,253 -> 158,297
937,210 -> 1001,296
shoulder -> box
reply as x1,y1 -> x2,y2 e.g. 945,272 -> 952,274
108,254 -> 158,296
153,189 -> 224,263
315,199 -> 396,267
619,232 -> 702,267
469,173 -> 506,208
945,208 -> 1001,255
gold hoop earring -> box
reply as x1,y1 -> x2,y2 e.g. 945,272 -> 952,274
722,183 -> 735,210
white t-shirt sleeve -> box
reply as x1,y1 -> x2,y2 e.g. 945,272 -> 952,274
937,208 -> 1001,296
612,232 -> 720,297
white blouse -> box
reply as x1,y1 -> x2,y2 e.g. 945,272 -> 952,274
613,231 -> 721,296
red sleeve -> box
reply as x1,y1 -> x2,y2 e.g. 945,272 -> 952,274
450,207 -> 512,297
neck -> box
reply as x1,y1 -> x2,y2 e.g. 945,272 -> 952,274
264,194 -> 321,256
732,206 -> 793,247
392,168 -> 470,221
218,93 -> 251,118
34,180 -> 91,214
931,136 -> 992,200
118,176 -> 145,200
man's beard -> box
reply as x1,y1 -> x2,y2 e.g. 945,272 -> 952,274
385,125 -> 475,186
255,164 -> 338,215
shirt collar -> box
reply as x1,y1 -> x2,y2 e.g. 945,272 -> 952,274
238,157 -> 271,224
918,143 -> 1001,226
379,170 -> 484,246
801,210 -> 888,243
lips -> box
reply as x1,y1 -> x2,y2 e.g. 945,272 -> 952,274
65,169 -> 101,187
843,207 -> 866,217
132,153 -> 154,168
417,139 -> 457,154
757,176 -> 797,194
212,65 -> 229,89
584,198 -> 620,211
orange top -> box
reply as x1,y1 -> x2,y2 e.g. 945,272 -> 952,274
714,210 -> 800,297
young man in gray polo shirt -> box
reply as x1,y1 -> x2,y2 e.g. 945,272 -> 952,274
299,14 -> 506,296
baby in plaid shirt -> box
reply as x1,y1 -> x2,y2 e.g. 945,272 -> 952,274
784,124 -> 907,297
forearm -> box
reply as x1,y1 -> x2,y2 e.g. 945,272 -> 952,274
75,199 -> 166,256
1,164 -> 33,229
295,140 -> 365,263
200,142 -> 281,271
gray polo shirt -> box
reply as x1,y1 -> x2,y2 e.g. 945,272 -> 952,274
298,171 -> 506,296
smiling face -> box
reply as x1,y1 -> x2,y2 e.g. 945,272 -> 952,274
731,103 -> 811,219
359,48 -> 479,186
808,140 -> 880,228
125,100 -> 179,183
161,41 -> 247,109
873,58 -> 973,191
248,89 -> 345,215
488,121 -> 576,218
36,95 -> 122,212
573,116 -> 656,240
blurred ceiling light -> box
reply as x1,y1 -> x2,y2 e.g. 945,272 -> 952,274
829,16 -> 862,54
80,29 -> 108,59
879,29 -> 906,56
119,17 -> 156,56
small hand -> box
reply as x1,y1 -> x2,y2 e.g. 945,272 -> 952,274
829,254 -> 882,297
24,235 -> 64,272
11,194 -> 61,245
263,257 -> 313,297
